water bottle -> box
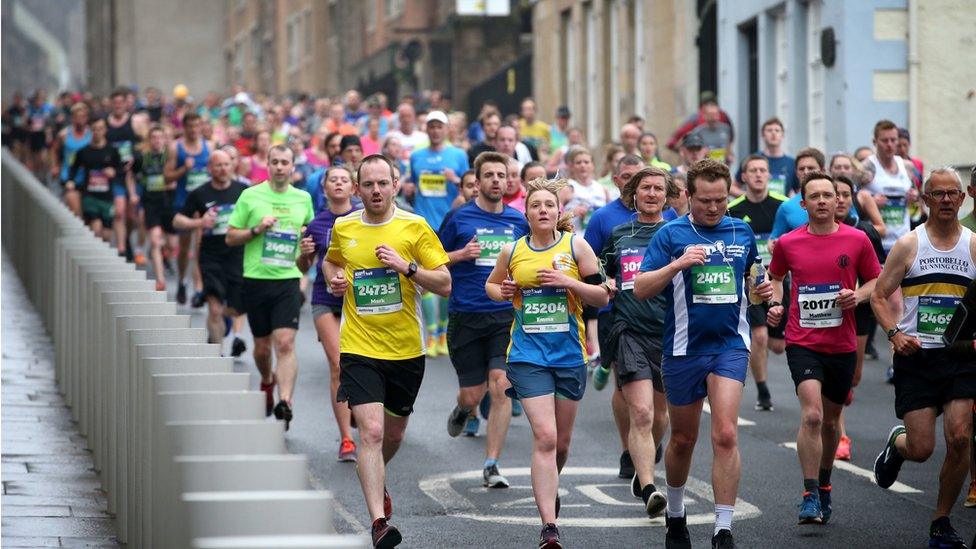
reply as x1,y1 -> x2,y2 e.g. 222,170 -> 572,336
749,257 -> 766,305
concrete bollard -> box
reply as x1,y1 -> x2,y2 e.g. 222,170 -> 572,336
176,454 -> 310,493
134,356 -> 234,549
191,534 -> 370,549
181,491 -> 335,543
155,421 -> 287,548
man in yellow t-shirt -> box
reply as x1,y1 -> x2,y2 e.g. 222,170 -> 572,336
324,154 -> 451,547
518,97 -> 551,155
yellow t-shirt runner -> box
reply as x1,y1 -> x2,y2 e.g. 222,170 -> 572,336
327,208 -> 450,360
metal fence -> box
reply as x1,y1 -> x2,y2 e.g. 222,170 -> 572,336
0,150 -> 368,548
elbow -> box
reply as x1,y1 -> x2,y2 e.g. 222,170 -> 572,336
436,280 -> 452,298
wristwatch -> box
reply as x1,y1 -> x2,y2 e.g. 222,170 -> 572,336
250,226 -> 259,236
886,327 -> 901,340
768,301 -> 782,308
404,262 -> 418,278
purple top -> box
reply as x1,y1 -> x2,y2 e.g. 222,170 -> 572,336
305,206 -> 358,306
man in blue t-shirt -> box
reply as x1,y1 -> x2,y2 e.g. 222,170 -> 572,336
582,154 -> 645,478
634,159 -> 771,549
734,117 -> 796,197
408,111 -> 470,356
438,151 -> 529,488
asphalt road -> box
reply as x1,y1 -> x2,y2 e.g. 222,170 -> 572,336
178,297 -> 976,548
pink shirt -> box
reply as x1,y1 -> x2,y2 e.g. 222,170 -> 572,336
769,223 -> 882,353
361,135 -> 381,157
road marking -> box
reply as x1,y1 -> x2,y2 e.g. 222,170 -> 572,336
419,466 -> 762,527
308,469 -> 367,534
779,442 -> 922,494
702,402 -> 756,426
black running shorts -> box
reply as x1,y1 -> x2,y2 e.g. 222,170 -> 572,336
338,353 -> 425,416
241,278 -> 301,338
614,330 -> 664,392
447,310 -> 512,388
893,347 -> 976,419
786,345 -> 856,405
200,256 -> 244,314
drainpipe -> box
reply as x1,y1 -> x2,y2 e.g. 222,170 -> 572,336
907,0 -> 918,145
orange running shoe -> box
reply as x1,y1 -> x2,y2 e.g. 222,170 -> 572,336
835,435 -> 852,461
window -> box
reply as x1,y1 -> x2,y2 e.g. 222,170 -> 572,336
607,0 -> 619,136
632,0 -> 645,121
806,0 -> 825,150
560,9 -> 574,127
386,0 -> 404,20
584,2 -> 599,145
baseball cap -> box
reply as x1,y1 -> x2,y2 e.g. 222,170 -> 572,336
681,133 -> 705,149
556,106 -> 571,118
426,110 -> 448,126
234,91 -> 250,104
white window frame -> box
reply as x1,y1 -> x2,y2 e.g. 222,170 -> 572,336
584,2 -> 599,145
773,9 -> 790,149
806,0 -> 825,151
633,0 -> 645,122
609,0 -> 621,134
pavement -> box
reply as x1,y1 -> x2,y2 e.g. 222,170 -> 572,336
1,253 -> 120,548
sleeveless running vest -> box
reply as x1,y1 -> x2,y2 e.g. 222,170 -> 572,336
175,140 -> 211,206
61,127 -> 91,182
106,114 -> 139,164
566,179 -> 608,232
507,232 -> 586,367
141,151 -> 168,194
863,155 -> 913,251
898,225 -> 976,349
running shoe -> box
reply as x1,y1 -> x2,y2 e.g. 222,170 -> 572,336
929,516 -> 967,548
480,393 -> 491,420
711,529 -> 735,549
337,438 -> 357,463
273,400 -> 293,431
665,511 -> 692,549
176,282 -> 187,305
656,442 -> 664,464
642,484 -> 667,518
447,405 -> 470,438
483,463 -> 509,488
462,415 -> 480,436
592,363 -> 611,391
798,491 -> 823,524
511,397 -> 523,417
885,365 -> 895,384
191,290 -> 205,308
755,395 -> 774,411
436,333 -> 449,356
619,450 -> 635,479
384,486 -> 392,519
230,337 -> 247,358
371,517 -> 401,548
874,425 -> 906,489
964,480 -> 976,508
538,523 -> 561,549
426,336 -> 439,358
818,485 -> 832,524
134,253 -> 147,266
260,378 -> 276,417
631,471 -> 642,499
835,435 -> 852,461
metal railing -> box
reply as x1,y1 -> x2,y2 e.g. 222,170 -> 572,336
1,150 -> 367,548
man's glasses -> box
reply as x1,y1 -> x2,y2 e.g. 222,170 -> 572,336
925,190 -> 963,200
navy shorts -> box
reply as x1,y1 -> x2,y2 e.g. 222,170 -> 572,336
505,362 -> 587,401
661,349 -> 749,406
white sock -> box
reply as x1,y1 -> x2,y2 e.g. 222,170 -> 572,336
666,484 -> 685,517
714,504 -> 735,535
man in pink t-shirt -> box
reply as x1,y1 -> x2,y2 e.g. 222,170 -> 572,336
767,172 -> 882,526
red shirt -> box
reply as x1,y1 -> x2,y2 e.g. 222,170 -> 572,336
769,223 -> 882,353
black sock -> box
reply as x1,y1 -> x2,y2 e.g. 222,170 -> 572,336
756,381 -> 770,399
641,483 -> 657,503
818,468 -> 832,487
803,478 -> 819,494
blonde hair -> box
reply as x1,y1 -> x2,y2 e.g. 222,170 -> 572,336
525,177 -> 574,233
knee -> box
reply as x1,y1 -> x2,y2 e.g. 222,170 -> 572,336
905,437 -> 935,462
385,426 -> 406,447
207,303 -> 224,321
253,343 -> 272,362
359,419 -> 385,446
711,423 -> 738,453
801,409 -> 824,432
821,416 -> 839,435
669,429 -> 698,454
534,428 -> 558,454
488,372 -> 509,398
768,338 -> 785,355
273,335 -> 295,356
751,328 -> 768,349
457,389 -> 481,410
946,429 -> 971,455
629,403 -> 654,429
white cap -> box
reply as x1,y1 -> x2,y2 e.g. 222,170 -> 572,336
426,110 -> 448,126
234,91 -> 249,104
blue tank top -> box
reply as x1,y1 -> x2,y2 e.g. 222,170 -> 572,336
175,140 -> 210,207
62,128 -> 92,182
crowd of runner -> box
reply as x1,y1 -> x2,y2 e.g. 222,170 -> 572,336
4,83 -> 976,549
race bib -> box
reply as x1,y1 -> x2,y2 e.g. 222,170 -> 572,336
186,169 -> 209,192
619,247 -> 642,291
881,197 -> 906,226
352,267 -> 403,315
210,204 -> 234,236
419,173 -> 447,197
30,115 -> 45,132
87,169 -> 110,193
768,177 -> 786,197
261,228 -> 298,266
708,148 -> 727,161
521,287 -> 570,333
116,141 -> 133,163
797,283 -> 842,328
144,173 -> 165,192
917,296 -> 959,343
475,227 -> 513,267
691,263 -> 737,304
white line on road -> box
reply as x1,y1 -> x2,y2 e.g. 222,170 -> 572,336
309,469 -> 367,534
779,442 -> 922,494
702,402 -> 756,426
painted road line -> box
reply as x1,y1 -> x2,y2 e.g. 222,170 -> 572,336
309,469 -> 367,534
419,466 -> 762,527
780,442 -> 922,494
702,402 -> 756,426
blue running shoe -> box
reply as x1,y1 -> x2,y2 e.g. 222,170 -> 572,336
929,516 -> 966,548
463,415 -> 480,436
798,492 -> 823,524
818,485 -> 832,524
511,397 -> 523,417
479,393 -> 491,420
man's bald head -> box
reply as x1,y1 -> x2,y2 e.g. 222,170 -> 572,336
620,123 -> 641,154
208,149 -> 233,184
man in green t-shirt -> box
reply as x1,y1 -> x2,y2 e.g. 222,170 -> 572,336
227,144 -> 314,429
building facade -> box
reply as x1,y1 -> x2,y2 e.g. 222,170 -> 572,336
717,0 -> 976,170
532,0 -> 711,157
85,0 -> 226,98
